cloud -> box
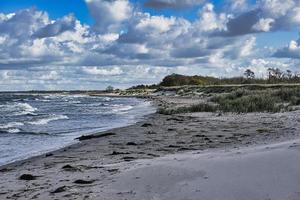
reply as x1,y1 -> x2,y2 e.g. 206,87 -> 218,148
82,66 -> 123,75
217,0 -> 300,36
39,70 -> 59,80
252,18 -> 275,32
0,8 -> 91,68
32,14 -> 76,38
225,0 -> 249,12
0,8 -> 48,38
244,58 -> 290,78
144,0 -> 205,9
239,36 -> 256,57
273,39 -> 300,59
196,3 -> 227,32
118,12 -> 185,44
85,0 -> 132,33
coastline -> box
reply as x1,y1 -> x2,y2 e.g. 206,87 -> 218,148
0,95 -> 300,199
0,96 -> 156,168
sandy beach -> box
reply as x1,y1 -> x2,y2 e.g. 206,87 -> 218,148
0,96 -> 300,200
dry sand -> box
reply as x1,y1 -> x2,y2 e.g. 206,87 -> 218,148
0,96 -> 299,200
101,138 -> 300,200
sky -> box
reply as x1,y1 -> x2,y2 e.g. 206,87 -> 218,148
0,0 -> 300,91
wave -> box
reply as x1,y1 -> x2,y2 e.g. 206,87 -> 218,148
0,122 -> 24,129
6,128 -> 21,133
0,102 -> 38,116
28,114 -> 69,125
0,121 -> 24,135
112,105 -> 133,112
17,103 -> 38,115
0,128 -> 22,134
67,100 -> 81,104
103,97 -> 112,102
0,128 -> 50,135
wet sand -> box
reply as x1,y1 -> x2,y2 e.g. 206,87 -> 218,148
0,96 -> 300,200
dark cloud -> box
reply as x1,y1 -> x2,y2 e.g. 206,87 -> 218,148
32,15 -> 76,38
273,39 -> 300,59
222,9 -> 262,36
144,0 -> 205,9
0,8 -> 47,38
171,45 -> 211,58
214,0 -> 300,36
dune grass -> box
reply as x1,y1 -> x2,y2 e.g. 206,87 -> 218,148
158,87 -> 300,114
157,103 -> 217,115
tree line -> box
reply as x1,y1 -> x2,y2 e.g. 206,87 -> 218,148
243,68 -> 300,84
126,68 -> 300,89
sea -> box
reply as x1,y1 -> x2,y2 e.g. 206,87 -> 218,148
0,92 -> 155,166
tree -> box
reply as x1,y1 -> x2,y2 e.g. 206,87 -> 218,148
286,70 -> 293,79
268,68 -> 275,79
268,68 -> 283,79
244,69 -> 255,79
274,68 -> 283,79
105,85 -> 114,92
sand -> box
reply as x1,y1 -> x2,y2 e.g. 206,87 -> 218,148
0,96 -> 299,200
101,138 -> 300,200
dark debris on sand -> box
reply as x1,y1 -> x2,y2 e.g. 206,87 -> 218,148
19,174 -> 37,181
76,132 -> 116,141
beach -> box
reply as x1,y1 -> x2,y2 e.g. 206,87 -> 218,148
0,95 -> 300,200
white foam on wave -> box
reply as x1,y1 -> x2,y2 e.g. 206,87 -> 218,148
28,115 -> 69,125
6,128 -> 21,133
112,105 -> 133,112
1,102 -> 39,116
67,100 -> 81,104
70,94 -> 89,98
0,122 -> 24,129
103,97 -> 112,102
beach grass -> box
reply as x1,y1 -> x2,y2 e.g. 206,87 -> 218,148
158,87 -> 300,114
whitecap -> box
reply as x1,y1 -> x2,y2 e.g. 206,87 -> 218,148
0,122 -> 24,129
28,115 -> 69,125
70,94 -> 88,98
112,105 -> 133,112
7,128 -> 21,133
103,97 -> 112,102
14,103 -> 37,116
67,100 -> 81,104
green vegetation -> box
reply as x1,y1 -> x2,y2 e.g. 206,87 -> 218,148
158,87 -> 300,114
158,68 -> 300,87
158,103 -> 217,115
211,89 -> 282,113
105,85 -> 114,92
128,84 -> 158,90
160,74 -> 219,87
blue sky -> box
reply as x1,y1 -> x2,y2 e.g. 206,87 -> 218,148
0,0 -> 299,90
0,0 -> 254,23
0,0 -> 92,23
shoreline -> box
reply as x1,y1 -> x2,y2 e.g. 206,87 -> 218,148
0,96 -> 157,168
0,95 -> 299,199
0,111 -> 157,170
